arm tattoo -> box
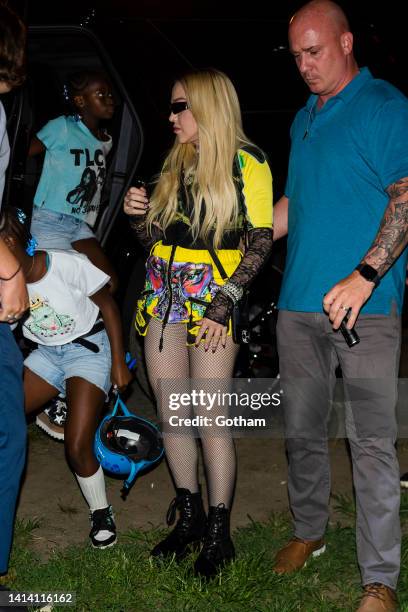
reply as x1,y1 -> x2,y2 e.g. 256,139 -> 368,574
363,176 -> 408,276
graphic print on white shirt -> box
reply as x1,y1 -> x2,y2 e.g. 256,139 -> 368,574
23,250 -> 110,347
25,295 -> 75,339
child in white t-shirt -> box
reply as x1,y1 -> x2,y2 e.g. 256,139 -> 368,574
0,206 -> 132,549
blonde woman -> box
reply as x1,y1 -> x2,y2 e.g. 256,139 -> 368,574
123,68 -> 273,578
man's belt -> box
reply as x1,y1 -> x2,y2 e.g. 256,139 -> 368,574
72,320 -> 105,353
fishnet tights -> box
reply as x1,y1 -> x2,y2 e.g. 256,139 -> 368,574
144,318 -> 238,507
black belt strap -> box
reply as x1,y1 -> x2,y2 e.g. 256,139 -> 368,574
72,320 -> 105,353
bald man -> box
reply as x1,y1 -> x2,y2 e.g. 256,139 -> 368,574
272,1 -> 408,609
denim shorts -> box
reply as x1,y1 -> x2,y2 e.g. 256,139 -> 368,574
31,206 -> 95,249
24,329 -> 112,397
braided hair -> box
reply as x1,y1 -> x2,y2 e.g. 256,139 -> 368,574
62,69 -> 110,115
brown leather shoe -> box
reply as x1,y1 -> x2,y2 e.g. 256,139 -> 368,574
273,537 -> 325,574
356,583 -> 398,611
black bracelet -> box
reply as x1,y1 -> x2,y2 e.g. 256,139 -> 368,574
129,216 -> 146,228
0,263 -> 22,282
355,263 -> 380,287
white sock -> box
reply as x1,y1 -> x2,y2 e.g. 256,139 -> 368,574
76,467 -> 115,542
75,465 -> 108,512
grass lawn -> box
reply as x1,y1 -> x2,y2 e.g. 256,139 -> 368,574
4,494 -> 408,612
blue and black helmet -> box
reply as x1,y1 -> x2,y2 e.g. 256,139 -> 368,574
94,395 -> 164,494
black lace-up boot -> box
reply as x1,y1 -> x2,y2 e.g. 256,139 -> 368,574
194,503 -> 235,579
150,487 -> 207,561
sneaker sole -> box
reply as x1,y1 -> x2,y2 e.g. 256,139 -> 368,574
401,482 -> 408,489
274,543 -> 326,574
312,544 -> 326,558
35,417 -> 65,441
304,544 -> 326,567
91,536 -> 117,550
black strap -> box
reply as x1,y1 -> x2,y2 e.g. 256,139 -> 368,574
233,151 -> 249,250
72,320 -> 105,353
207,245 -> 228,281
159,245 -> 177,352
73,337 -> 100,353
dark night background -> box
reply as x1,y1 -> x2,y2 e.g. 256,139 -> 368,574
12,0 -> 407,196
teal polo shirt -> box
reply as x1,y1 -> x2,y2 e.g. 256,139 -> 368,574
278,68 -> 408,314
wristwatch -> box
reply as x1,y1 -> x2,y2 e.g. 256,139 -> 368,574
355,263 -> 380,287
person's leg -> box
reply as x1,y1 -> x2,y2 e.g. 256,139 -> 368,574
145,318 -> 206,559
23,367 -> 59,414
277,311 -> 338,542
273,311 -> 338,575
65,377 -> 105,476
24,345 -> 67,440
188,335 -> 239,578
145,318 -> 199,491
65,377 -> 116,548
72,237 -> 118,294
188,337 -> 239,509
0,326 -> 26,575
335,311 -> 401,590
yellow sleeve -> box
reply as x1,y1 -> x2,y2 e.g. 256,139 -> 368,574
238,148 -> 273,229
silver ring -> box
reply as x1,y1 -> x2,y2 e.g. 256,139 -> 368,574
7,314 -> 16,319
340,305 -> 349,312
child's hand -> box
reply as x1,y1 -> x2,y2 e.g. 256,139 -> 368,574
123,185 -> 149,217
111,358 -> 133,394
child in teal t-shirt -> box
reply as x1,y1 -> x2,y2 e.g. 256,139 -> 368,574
29,69 -> 118,291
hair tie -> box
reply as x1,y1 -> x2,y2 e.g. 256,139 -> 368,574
26,236 -> 38,256
16,208 -> 26,224
15,208 -> 37,255
62,83 -> 70,102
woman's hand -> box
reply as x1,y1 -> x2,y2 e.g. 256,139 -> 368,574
111,358 -> 133,394
123,186 -> 149,217
0,269 -> 29,322
195,317 -> 228,352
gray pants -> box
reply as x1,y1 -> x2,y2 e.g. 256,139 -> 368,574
276,309 -> 401,589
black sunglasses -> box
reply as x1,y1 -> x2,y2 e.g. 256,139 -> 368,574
169,101 -> 189,115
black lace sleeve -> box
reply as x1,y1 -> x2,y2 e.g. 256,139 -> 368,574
204,227 -> 273,326
129,216 -> 163,252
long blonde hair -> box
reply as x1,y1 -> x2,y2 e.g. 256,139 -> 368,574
147,68 -> 253,248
